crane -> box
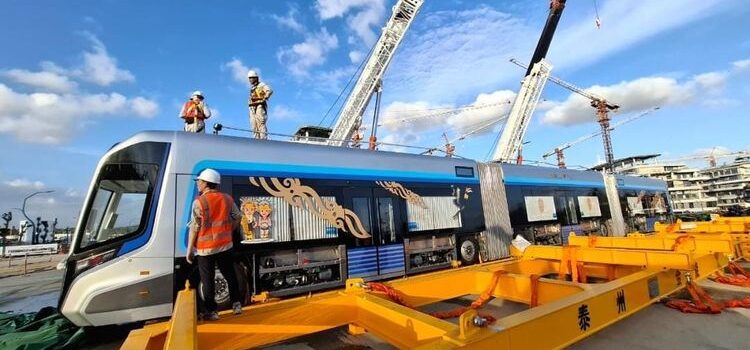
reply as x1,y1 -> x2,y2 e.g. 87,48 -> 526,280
652,150 -> 749,168
543,107 -> 660,169
509,58 -> 620,170
326,0 -> 424,147
421,112 -> 511,157
490,0 -> 567,163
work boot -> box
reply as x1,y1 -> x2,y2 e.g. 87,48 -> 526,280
232,302 -> 242,315
204,311 -> 219,321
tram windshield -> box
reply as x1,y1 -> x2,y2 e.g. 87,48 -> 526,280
76,163 -> 159,251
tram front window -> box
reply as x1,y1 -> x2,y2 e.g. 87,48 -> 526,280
77,163 -> 158,251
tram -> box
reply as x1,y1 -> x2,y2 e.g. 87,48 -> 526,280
58,131 -> 671,326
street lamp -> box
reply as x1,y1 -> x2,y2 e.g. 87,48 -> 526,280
18,190 -> 54,244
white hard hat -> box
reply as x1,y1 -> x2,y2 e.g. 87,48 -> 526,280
246,70 -> 258,78
192,90 -> 204,97
196,168 -> 221,184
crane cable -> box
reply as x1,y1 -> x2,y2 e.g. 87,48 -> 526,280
380,100 -> 511,126
317,42 -> 377,128
593,0 -> 602,29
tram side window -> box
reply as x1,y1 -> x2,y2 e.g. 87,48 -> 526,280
377,197 -> 397,244
351,197 -> 373,246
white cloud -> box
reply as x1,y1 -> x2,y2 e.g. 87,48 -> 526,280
692,71 -> 727,94
222,58 -> 249,84
386,6 -> 535,103
379,89 -> 514,145
222,58 -> 261,85
74,33 -> 135,86
548,0 -> 726,71
316,0 -> 386,46
277,28 -> 339,77
130,96 -> 159,117
271,6 -> 305,33
0,83 -> 157,144
386,1 -> 728,104
733,58 -> 750,72
542,58 -> 748,125
1,69 -> 77,93
270,104 -> 303,121
542,76 -> 693,125
3,178 -> 45,189
349,50 -> 364,64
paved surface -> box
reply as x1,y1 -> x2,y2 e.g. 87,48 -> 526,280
0,253 -> 65,279
0,268 -> 63,314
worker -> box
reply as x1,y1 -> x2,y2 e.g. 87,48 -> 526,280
180,91 -> 212,133
186,168 -> 243,320
247,70 -> 273,139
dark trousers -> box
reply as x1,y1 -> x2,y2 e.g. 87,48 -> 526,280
196,250 -> 241,312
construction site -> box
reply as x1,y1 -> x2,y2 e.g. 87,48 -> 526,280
1,1 -> 749,349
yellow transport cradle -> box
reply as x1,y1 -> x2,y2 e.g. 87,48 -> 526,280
121,224 -> 747,350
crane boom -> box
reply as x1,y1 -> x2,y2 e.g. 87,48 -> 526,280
491,0 -> 566,162
327,0 -> 424,147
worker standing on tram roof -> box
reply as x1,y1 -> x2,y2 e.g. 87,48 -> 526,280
247,70 -> 273,139
180,91 -> 212,133
186,168 -> 243,320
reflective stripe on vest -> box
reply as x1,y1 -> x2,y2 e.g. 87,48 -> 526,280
196,192 -> 234,255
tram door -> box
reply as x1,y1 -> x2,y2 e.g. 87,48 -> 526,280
345,187 -> 406,280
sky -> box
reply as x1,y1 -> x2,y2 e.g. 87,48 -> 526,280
0,0 -> 749,227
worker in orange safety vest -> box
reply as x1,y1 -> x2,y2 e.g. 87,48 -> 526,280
186,168 -> 243,320
180,90 -> 212,133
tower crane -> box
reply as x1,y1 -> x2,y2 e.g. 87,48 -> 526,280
490,0 -> 567,163
326,0 -> 424,147
509,59 -> 620,170
652,150 -> 749,168
543,107 -> 660,169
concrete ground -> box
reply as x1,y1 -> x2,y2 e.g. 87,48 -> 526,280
2,266 -> 749,349
0,253 -> 65,279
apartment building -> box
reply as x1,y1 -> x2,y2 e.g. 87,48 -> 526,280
700,155 -> 750,209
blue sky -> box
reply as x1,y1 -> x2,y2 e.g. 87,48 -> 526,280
1,0 -> 748,226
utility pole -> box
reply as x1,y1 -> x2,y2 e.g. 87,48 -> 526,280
18,190 -> 54,244
1,211 -> 11,257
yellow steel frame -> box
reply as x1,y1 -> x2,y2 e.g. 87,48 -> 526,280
651,218 -> 750,260
120,231 -> 738,350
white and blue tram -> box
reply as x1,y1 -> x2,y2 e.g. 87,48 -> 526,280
58,131 -> 671,326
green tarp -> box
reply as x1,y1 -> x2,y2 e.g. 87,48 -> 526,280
0,307 -> 84,350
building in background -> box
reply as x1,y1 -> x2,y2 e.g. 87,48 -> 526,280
593,154 -> 721,214
700,155 -> 750,209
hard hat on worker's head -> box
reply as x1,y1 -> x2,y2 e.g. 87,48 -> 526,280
191,90 -> 204,98
195,168 -> 221,184
247,70 -> 258,78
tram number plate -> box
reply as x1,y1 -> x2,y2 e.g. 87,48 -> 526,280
647,277 -> 660,299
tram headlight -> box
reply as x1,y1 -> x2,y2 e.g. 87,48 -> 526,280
75,249 -> 116,274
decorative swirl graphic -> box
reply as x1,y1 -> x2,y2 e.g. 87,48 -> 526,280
249,177 -> 371,239
376,181 -> 427,208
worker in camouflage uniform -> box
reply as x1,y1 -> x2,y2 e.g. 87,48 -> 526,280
247,70 -> 273,139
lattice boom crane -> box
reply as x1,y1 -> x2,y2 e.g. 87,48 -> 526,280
327,0 -> 424,147
491,0 -> 566,163
509,59 -> 620,170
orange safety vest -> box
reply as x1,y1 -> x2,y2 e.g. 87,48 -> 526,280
181,100 -> 206,121
196,191 -> 234,255
249,85 -> 267,106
